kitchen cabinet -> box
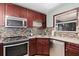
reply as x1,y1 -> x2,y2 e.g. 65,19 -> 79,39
27,9 -> 35,28
42,14 -> 46,28
0,43 -> 3,56
34,12 -> 42,20
65,42 -> 79,56
27,9 -> 46,28
6,4 -> 27,26
6,4 -> 20,17
20,7 -> 27,18
29,38 -> 37,56
34,12 -> 46,28
6,3 -> 27,19
0,3 -> 46,28
29,38 -> 50,56
0,4 -> 5,26
37,38 -> 50,56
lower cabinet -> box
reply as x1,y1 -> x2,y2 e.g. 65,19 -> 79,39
29,38 -> 37,56
0,43 -> 3,56
29,38 -> 50,56
37,38 -> 50,56
65,42 -> 79,56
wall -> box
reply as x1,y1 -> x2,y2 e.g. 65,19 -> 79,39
46,3 -> 79,39
0,27 -> 52,38
47,3 -> 79,56
47,3 -> 79,27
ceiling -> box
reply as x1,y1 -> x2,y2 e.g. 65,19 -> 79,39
14,3 -> 61,14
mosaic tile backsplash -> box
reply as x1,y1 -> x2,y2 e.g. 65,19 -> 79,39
0,27 -> 52,39
1,26 -> 78,40
54,31 -> 79,39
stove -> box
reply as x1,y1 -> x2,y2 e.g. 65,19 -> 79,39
3,36 -> 29,56
3,36 -> 29,44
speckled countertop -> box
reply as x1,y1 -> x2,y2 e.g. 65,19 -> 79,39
29,35 -> 79,44
0,35 -> 79,44
0,37 -> 4,43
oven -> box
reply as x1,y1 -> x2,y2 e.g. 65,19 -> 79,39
3,41 -> 29,56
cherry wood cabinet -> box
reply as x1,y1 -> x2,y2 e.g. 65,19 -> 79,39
29,38 -> 50,56
36,38 -> 50,56
0,43 -> 3,56
0,4 -> 5,26
34,12 -> 42,20
65,42 -> 79,56
27,9 -> 35,28
29,38 -> 37,56
34,12 -> 46,28
0,3 -> 46,28
6,3 -> 27,18
19,7 -> 27,18
27,9 -> 46,28
42,14 -> 46,28
6,4 -> 20,17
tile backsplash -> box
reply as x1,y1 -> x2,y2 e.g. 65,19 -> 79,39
0,26 -> 79,40
0,27 -> 52,38
54,31 -> 78,39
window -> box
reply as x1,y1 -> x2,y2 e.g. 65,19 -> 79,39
54,9 -> 77,31
56,20 -> 76,31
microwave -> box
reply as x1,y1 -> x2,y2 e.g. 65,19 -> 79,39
5,16 -> 27,28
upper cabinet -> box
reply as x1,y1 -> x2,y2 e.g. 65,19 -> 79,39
0,4 -> 5,26
27,9 -> 46,28
42,14 -> 46,28
53,8 -> 78,31
5,4 -> 27,27
0,3 -> 46,28
6,3 -> 27,19
27,9 -> 35,28
20,7 -> 27,18
6,4 -> 20,17
33,12 -> 46,28
34,12 -> 42,20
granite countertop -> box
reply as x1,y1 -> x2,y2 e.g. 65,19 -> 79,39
51,36 -> 79,44
0,35 -> 79,44
29,35 -> 79,44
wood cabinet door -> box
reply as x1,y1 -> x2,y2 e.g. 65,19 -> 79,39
0,4 -> 5,26
42,14 -> 46,28
35,12 -> 41,20
20,7 -> 27,18
34,12 -> 46,28
6,4 -> 20,17
27,19 -> 33,28
37,38 -> 43,55
65,42 -> 79,56
37,38 -> 50,56
66,48 -> 79,56
42,38 -> 50,55
27,9 -> 35,28
29,38 -> 36,56
0,43 -> 3,56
